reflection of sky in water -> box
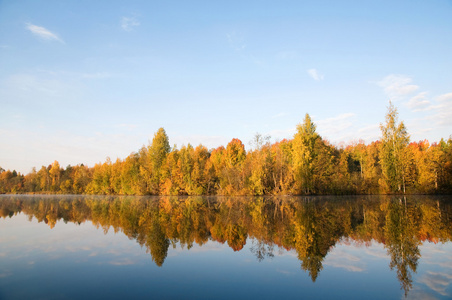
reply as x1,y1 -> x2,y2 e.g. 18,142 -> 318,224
0,213 -> 451,299
410,243 -> 452,299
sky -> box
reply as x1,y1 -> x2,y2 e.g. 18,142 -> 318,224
1,0 -> 451,174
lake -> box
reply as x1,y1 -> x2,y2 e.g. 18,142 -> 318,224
0,195 -> 451,299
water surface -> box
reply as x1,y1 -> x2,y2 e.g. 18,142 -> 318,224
0,195 -> 451,299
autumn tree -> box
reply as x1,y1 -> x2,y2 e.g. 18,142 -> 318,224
312,139 -> 337,193
270,139 -> 294,193
148,128 -> 171,194
160,148 -> 181,195
379,102 -> 410,193
224,138 -> 247,194
292,114 -> 319,194
72,164 -> 91,194
23,167 -> 40,192
247,133 -> 274,195
190,145 -> 210,195
37,166 -> 51,191
49,161 -> 62,192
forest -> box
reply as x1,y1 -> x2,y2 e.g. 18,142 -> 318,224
1,194 -> 451,295
1,103 -> 451,195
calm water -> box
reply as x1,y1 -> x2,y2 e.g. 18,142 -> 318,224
0,195 -> 451,299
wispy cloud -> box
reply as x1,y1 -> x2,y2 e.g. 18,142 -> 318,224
376,74 -> 452,136
109,258 -> 135,266
431,92 -> 452,126
324,249 -> 365,272
364,246 -> 390,259
121,17 -> 140,31
436,92 -> 452,103
325,261 -> 365,272
376,74 -> 418,100
26,23 -> 64,43
316,113 -> 355,137
418,271 -> 452,297
419,92 -> 452,128
407,288 -> 440,300
407,92 -> 430,111
307,68 -> 324,81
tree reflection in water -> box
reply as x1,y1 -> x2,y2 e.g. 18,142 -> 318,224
1,195 -> 451,296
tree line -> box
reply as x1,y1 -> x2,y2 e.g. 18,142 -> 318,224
1,194 -> 451,295
1,103 -> 451,195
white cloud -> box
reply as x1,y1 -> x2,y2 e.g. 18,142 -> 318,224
307,68 -> 324,81
26,23 -> 64,43
324,248 -> 365,272
316,113 -> 355,138
267,113 -> 379,145
420,92 -> 452,128
418,271 -> 452,297
377,74 -> 419,100
407,288 -> 440,300
357,123 -> 380,141
364,246 -> 390,259
407,92 -> 430,111
436,92 -> 452,103
406,118 -> 433,139
121,17 -> 140,31
431,92 -> 452,126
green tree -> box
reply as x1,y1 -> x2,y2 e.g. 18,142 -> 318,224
379,102 -> 410,193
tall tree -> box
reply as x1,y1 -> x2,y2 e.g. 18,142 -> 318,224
292,114 -> 319,194
49,160 -> 61,192
148,128 -> 171,194
379,102 -> 410,193
223,138 -> 246,194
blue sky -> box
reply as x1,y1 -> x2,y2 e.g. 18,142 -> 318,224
1,0 -> 451,174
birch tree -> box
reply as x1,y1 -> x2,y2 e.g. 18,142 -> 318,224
379,102 -> 410,193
